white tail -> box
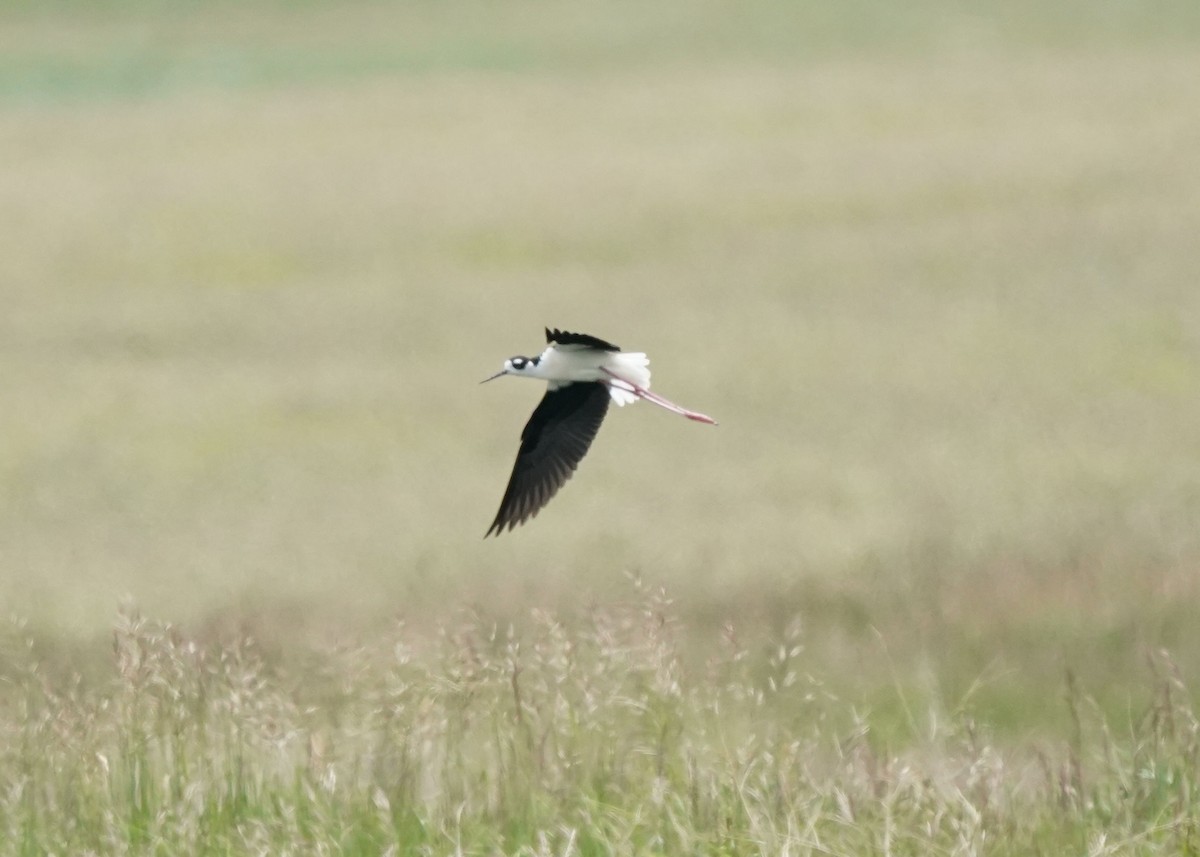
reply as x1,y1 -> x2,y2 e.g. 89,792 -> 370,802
606,352 -> 650,406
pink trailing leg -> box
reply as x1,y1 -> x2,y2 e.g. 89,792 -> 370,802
601,368 -> 718,425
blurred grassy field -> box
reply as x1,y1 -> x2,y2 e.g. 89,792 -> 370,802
2,0 -> 1200,744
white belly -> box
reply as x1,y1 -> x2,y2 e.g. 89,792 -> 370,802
539,347 -> 651,406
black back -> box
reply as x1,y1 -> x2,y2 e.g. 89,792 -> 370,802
545,328 -> 620,352
486,382 -> 611,536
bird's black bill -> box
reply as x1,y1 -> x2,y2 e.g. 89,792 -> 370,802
480,371 -> 507,384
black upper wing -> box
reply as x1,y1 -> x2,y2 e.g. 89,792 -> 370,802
545,328 -> 620,352
486,382 -> 611,536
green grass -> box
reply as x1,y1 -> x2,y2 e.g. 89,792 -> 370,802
3,0 -> 1200,102
2,0 -> 1200,852
4,590 -> 1200,855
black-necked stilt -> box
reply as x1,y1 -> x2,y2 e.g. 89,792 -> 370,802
481,327 -> 717,536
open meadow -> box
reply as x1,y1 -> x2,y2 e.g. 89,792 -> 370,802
3,0 -> 1200,852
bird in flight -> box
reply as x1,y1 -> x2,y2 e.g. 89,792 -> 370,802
481,327 -> 717,536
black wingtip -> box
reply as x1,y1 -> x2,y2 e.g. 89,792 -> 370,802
545,328 -> 620,351
485,509 -> 517,538
483,382 -> 611,539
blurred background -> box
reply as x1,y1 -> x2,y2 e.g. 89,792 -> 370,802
2,0 -> 1199,733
